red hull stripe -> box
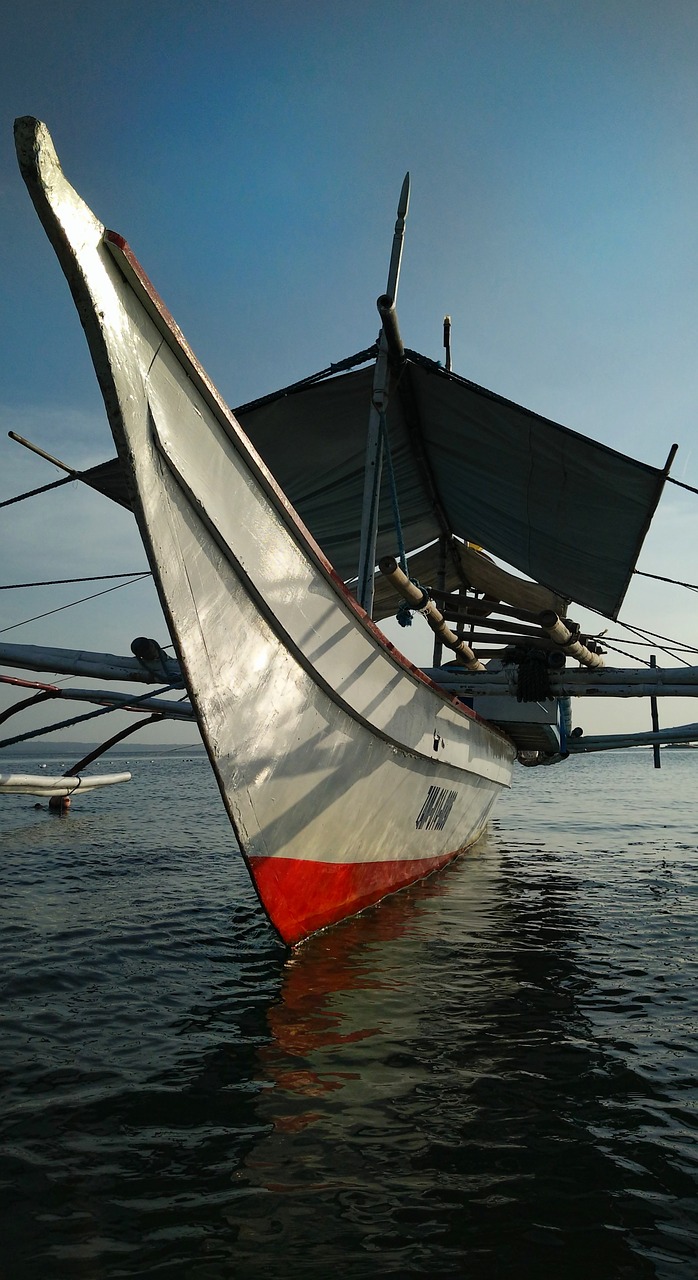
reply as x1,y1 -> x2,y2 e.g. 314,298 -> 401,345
249,851 -> 458,945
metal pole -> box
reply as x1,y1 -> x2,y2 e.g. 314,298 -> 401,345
432,535 -> 447,666
443,315 -> 452,372
356,174 -> 410,614
650,653 -> 661,768
8,430 -> 80,476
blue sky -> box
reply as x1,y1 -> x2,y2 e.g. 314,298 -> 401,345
1,0 -> 698,743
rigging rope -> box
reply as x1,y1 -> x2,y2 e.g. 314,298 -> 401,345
0,686 -> 181,752
604,635 -> 698,651
0,475 -> 76,509
0,574 -> 151,636
666,474 -> 698,498
378,409 -> 422,628
0,572 -> 152,590
614,620 -> 693,669
618,616 -> 696,651
0,682 -> 181,751
602,641 -> 653,667
379,410 -> 408,576
634,569 -> 698,593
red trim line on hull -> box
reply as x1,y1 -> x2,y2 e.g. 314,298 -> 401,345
249,850 -> 461,945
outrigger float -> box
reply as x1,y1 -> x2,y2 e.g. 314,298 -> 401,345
2,117 -> 698,941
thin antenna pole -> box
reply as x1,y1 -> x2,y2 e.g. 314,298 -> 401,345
443,315 -> 452,372
357,173 -> 411,615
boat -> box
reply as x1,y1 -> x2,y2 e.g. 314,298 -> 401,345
3,117 -> 698,945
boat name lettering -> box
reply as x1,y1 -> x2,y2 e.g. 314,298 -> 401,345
415,785 -> 457,831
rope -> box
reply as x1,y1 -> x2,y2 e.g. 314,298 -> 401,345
377,408 -> 419,629
666,474 -> 698,498
602,641 -> 653,666
0,574 -> 151,636
0,475 -> 76,510
634,569 -> 698,593
0,572 -> 152,590
513,648 -> 553,703
604,636 -> 698,651
615,619 -> 696,668
379,410 -> 408,575
0,682 -> 180,750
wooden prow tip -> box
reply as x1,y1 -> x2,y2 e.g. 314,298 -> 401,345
14,116 -> 54,180
12,115 -> 106,289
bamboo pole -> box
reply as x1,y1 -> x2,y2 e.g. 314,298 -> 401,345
429,589 -> 541,626
379,556 -> 485,671
66,714 -> 163,775
419,666 -> 698,697
454,544 -> 568,615
539,611 -> 605,669
356,175 -> 410,614
432,535 -> 447,667
650,653 -> 661,768
439,609 -> 554,639
458,630 -> 558,650
568,724 -> 698,752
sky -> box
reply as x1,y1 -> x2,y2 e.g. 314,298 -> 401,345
1,0 -> 698,749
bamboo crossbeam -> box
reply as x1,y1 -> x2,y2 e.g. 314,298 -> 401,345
379,557 -> 485,671
539,611 -> 605,669
420,666 -> 698,698
454,545 -> 568,616
0,674 -> 193,718
568,724 -> 698,752
0,640 -> 181,684
443,611 -> 554,639
456,630 -> 558,650
428,588 -> 543,627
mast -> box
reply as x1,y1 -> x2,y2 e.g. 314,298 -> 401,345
356,173 -> 410,614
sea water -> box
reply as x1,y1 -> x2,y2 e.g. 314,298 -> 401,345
0,748 -> 696,1278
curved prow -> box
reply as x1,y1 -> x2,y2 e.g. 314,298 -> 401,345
11,123 -> 514,945
15,116 -> 106,286
14,117 -> 128,437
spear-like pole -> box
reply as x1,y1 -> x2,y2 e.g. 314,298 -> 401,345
356,173 -> 410,614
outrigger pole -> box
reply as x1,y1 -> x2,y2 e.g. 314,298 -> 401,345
356,173 -> 410,614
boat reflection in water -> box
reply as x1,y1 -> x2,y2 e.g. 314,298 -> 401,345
224,832 -> 672,1278
256,859 -> 458,1138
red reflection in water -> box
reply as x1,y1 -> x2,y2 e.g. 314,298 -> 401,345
258,869 -> 452,1133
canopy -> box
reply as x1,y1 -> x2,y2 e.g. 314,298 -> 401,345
84,350 -> 669,620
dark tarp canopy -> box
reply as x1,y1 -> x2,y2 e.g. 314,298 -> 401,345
84,351 -> 669,621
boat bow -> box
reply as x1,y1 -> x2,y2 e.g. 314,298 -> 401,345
14,118 -> 515,944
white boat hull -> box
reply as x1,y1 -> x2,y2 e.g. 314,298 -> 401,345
15,119 -> 515,943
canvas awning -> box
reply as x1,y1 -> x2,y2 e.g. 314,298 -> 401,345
84,350 -> 670,620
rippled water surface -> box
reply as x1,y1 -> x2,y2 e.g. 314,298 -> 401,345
1,749 -> 696,1278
